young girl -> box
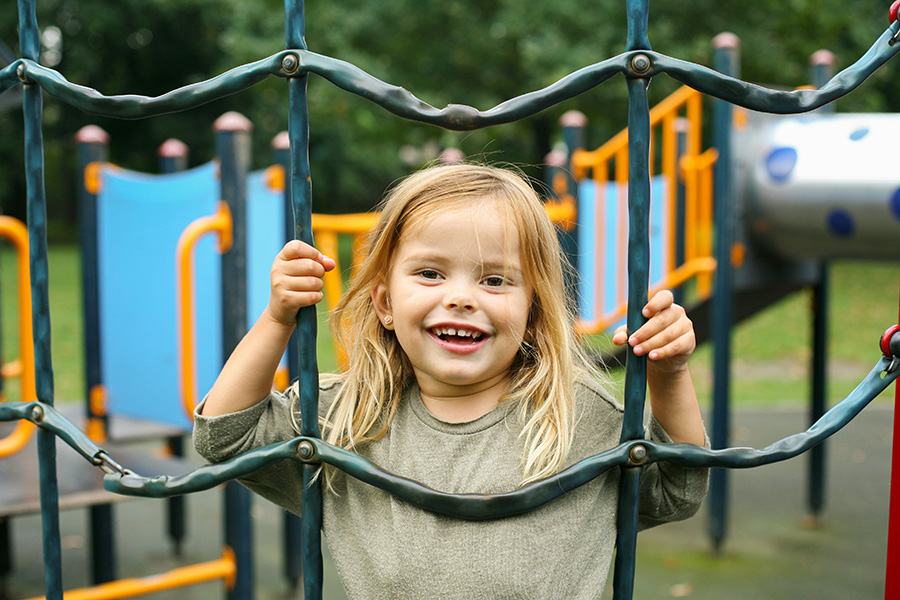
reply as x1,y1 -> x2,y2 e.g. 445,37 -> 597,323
194,163 -> 708,599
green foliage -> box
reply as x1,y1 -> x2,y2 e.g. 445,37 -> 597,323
1,0 -> 899,229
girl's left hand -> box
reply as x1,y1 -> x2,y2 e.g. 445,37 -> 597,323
611,290 -> 696,374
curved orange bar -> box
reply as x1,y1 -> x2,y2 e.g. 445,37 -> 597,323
24,548 -> 236,600
0,216 -> 36,459
176,202 -> 233,421
576,257 -> 717,336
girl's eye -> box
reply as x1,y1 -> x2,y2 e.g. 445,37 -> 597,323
482,276 -> 506,287
418,269 -> 441,280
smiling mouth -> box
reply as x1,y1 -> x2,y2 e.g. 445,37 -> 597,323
429,326 -> 486,344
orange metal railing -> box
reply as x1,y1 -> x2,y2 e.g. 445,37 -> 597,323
570,86 -> 717,335
0,216 -> 37,458
176,202 -> 233,421
25,548 -> 236,600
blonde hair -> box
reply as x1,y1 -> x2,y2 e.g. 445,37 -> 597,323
313,163 -> 605,485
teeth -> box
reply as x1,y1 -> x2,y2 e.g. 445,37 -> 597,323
432,327 -> 483,341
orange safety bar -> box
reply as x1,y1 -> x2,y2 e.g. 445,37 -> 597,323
567,86 -> 716,335
176,202 -> 233,421
576,257 -> 718,336
25,548 -> 236,600
0,216 -> 36,459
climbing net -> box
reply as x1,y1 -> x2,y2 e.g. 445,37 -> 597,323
3,1 -> 900,599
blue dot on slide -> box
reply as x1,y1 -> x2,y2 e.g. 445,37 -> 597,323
766,147 -> 797,182
827,209 -> 854,237
849,127 -> 870,141
891,188 -> 900,222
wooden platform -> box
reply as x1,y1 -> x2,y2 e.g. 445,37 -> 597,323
0,411 -> 199,518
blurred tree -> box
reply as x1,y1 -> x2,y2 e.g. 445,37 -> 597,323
0,0 -> 897,233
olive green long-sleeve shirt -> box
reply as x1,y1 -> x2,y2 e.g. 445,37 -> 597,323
194,376 -> 708,600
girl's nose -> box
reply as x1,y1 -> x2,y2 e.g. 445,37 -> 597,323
443,284 -> 476,311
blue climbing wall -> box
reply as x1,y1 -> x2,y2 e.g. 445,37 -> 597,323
97,163 -> 285,431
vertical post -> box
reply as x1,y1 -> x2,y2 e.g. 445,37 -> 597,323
18,1 -> 63,598
75,125 -> 117,585
560,110 -> 587,303
159,137 -> 191,556
1,517 -> 11,597
214,111 -> 255,600
886,275 -> 900,600
708,31 -> 740,555
612,3 -> 652,597
272,130 -> 304,590
284,2 -> 324,599
673,118 -> 689,307
807,49 -> 835,524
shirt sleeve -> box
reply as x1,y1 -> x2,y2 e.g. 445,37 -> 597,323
637,414 -> 710,530
192,381 -> 340,516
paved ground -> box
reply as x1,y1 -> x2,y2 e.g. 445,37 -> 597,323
2,402 -> 895,600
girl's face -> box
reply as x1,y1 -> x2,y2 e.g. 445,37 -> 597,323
372,203 -> 533,413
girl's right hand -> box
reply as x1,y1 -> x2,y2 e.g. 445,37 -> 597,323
266,240 -> 336,326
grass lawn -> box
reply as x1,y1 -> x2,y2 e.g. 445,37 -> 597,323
0,245 -> 897,411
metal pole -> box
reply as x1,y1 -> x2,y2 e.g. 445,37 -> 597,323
284,2 -> 324,599
214,111 -> 255,600
708,31 -> 740,555
807,49 -> 835,523
560,110 -> 587,302
273,130 -> 304,591
18,1 -> 63,597
886,274 -> 900,599
159,137 -> 191,555
612,3 -> 651,597
75,125 -> 118,585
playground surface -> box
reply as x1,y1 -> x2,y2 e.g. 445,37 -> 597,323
2,401 -> 893,600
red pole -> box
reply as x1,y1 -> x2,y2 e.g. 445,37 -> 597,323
885,273 -> 900,599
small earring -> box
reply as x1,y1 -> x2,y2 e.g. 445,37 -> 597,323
383,315 -> 393,326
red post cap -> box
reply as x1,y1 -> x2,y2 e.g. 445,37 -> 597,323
891,0 -> 900,23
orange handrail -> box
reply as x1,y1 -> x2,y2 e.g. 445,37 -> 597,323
576,257 -> 718,336
25,548 -> 236,600
0,216 -> 36,459
176,202 -> 233,421
567,86 -> 716,334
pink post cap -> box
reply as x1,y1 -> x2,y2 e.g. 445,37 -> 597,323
439,148 -> 465,164
559,110 -> 587,128
74,125 -> 110,145
544,149 -> 567,168
213,111 -> 253,133
810,50 -> 836,67
712,32 -> 740,50
271,131 -> 290,150
157,138 -> 188,159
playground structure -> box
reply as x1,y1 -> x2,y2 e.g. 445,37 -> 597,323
2,1 -> 900,600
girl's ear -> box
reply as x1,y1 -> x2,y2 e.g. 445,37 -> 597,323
371,283 -> 394,330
